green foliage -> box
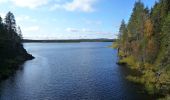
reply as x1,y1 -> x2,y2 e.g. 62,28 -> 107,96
126,75 -> 142,83
127,1 -> 146,41
110,42 -> 118,48
116,0 -> 170,97
118,51 -> 124,57
119,56 -> 140,69
5,11 -> 16,32
159,95 -> 170,100
0,11 -> 33,80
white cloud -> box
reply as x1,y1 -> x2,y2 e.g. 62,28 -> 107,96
50,0 -> 97,12
66,27 -> 114,38
96,31 -> 113,34
0,0 -> 8,4
0,12 -> 5,18
16,15 -> 30,22
64,0 -> 96,12
16,15 -> 37,22
11,0 -> 49,9
23,26 -> 40,32
82,28 -> 95,33
0,0 -> 97,12
66,27 -> 98,33
50,4 -> 62,11
66,27 -> 79,32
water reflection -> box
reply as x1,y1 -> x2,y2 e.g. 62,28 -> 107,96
0,42 -> 152,100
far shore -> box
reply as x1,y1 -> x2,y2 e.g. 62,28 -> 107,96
23,39 -> 116,43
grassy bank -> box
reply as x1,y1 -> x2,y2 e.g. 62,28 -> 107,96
116,51 -> 170,99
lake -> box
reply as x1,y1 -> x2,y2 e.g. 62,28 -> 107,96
0,42 -> 152,100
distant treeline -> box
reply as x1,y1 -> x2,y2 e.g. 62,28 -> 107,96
0,12 -> 33,80
116,0 -> 170,98
23,39 -> 115,43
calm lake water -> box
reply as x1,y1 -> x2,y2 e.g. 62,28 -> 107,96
0,42 -> 152,100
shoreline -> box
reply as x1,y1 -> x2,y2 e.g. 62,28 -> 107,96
23,39 -> 115,43
0,53 -> 34,81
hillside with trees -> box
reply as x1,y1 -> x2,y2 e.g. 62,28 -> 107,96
116,0 -> 170,98
0,12 -> 34,80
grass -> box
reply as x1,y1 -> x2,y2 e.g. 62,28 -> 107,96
109,42 -> 118,49
123,56 -> 170,96
118,55 -> 140,69
126,75 -> 142,83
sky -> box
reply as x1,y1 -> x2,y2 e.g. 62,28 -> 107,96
0,0 -> 157,39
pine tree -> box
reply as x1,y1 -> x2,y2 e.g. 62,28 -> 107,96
117,0 -> 170,95
17,26 -> 23,42
160,13 -> 170,68
0,12 -> 33,80
5,12 -> 16,32
118,20 -> 126,38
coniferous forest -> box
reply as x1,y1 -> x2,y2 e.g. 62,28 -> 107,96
0,12 -> 34,80
116,0 -> 170,97
0,0 -> 170,99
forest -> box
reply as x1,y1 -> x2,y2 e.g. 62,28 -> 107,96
0,12 -> 34,80
116,0 -> 170,98
0,0 -> 169,99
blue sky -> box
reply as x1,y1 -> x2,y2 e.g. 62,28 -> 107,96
0,0 -> 157,39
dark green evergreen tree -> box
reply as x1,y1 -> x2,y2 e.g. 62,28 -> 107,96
5,12 -> 16,32
0,11 -> 34,80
